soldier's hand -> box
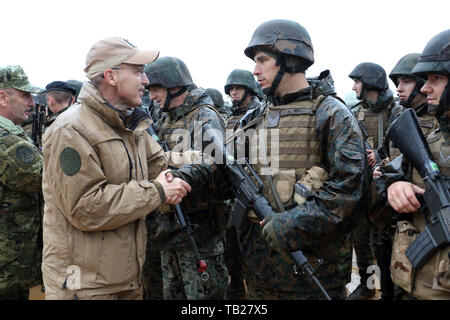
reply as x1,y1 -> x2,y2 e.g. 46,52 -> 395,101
260,215 -> 282,252
155,170 -> 191,206
367,149 -> 377,168
387,181 -> 425,213
373,166 -> 382,178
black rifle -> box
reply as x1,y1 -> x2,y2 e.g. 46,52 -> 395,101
202,123 -> 332,300
143,110 -> 209,281
387,108 -> 450,269
31,104 -> 45,149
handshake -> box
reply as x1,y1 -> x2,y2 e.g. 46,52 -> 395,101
154,170 -> 191,205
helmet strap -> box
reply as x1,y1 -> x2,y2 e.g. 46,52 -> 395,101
162,87 -> 187,111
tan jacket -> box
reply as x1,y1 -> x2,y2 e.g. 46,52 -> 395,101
42,82 -> 170,299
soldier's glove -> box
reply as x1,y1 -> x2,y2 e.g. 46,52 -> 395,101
261,215 -> 282,252
128,108 -> 150,130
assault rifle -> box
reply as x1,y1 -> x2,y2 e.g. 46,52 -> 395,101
143,109 -> 209,281
31,104 -> 45,149
387,108 -> 450,269
202,123 -> 332,300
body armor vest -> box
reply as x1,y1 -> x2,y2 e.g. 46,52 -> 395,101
391,127 -> 450,299
389,113 -> 439,162
354,104 -> 390,150
248,96 -> 326,211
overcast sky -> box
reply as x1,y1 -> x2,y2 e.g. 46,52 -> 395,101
2,0 -> 448,103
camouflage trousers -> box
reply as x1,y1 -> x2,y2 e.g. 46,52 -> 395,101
225,225 -> 246,299
351,213 -> 376,276
160,236 -> 228,300
142,214 -> 163,300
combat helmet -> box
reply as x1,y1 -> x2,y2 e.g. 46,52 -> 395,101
224,69 -> 263,106
412,29 -> 450,114
244,19 -> 314,97
66,79 -> 83,100
205,88 -> 225,109
144,56 -> 194,110
389,53 -> 425,107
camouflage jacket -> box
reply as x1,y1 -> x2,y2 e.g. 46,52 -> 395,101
0,116 -> 43,293
226,96 -> 262,130
171,71 -> 368,293
153,88 -> 229,250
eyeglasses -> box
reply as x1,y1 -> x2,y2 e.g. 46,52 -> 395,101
111,67 -> 145,75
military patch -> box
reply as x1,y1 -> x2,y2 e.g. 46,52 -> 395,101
60,147 -> 81,176
15,146 -> 35,163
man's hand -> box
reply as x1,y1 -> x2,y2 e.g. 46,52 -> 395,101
387,181 -> 425,213
155,170 -> 191,205
367,149 -> 377,168
373,166 -> 382,178
260,215 -> 282,252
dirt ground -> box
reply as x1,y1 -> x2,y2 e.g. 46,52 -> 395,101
29,249 -> 380,300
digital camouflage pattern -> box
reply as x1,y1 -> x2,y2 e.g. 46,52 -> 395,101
153,87 -> 229,299
161,236 -> 228,300
0,116 -> 43,299
171,71 -> 368,299
0,65 -> 43,93
142,213 -> 163,300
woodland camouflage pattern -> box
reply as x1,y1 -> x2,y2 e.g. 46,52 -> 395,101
0,117 -> 43,299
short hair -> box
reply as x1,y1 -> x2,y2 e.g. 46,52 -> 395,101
46,90 -> 73,105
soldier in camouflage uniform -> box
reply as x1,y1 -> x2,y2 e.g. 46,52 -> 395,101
0,65 -> 44,300
169,19 -> 367,300
347,62 -> 402,300
224,69 -> 263,130
205,88 -> 230,121
376,29 -> 450,300
145,57 -> 229,300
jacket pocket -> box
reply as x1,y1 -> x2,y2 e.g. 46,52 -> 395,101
95,226 -> 134,285
390,220 -> 418,293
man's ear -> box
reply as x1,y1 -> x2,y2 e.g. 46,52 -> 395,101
103,69 -> 117,86
0,90 -> 9,108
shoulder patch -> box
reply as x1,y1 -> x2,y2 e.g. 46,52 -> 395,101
16,146 -> 35,163
60,147 -> 81,176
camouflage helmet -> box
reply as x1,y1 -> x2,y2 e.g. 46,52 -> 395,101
349,62 -> 389,91
389,53 -> 425,85
66,79 -> 83,100
205,88 -> 225,108
224,69 -> 261,96
144,56 -> 194,89
33,93 -> 47,106
412,29 -> 450,77
244,19 -> 314,70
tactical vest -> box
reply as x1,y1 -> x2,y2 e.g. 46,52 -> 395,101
354,105 -> 390,150
226,113 -> 245,130
389,113 -> 439,162
248,96 -> 327,212
390,128 -> 450,299
159,104 -> 223,214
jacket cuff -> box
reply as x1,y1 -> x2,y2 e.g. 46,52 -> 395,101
152,180 -> 166,204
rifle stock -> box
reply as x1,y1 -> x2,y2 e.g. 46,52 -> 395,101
387,108 -> 450,269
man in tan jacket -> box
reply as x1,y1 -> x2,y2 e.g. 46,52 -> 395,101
41,37 -> 192,300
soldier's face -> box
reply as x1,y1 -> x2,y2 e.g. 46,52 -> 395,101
114,63 -> 149,108
396,76 -> 417,103
229,85 -> 246,103
149,86 -> 167,108
0,89 -> 35,125
352,79 -> 363,99
421,74 -> 448,106
253,51 -> 279,90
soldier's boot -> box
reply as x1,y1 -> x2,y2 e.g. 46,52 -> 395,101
226,276 -> 246,300
347,274 -> 376,300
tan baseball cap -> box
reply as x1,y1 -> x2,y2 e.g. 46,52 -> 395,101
84,37 -> 160,80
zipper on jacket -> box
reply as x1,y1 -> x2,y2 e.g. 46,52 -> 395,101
121,140 -> 133,181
